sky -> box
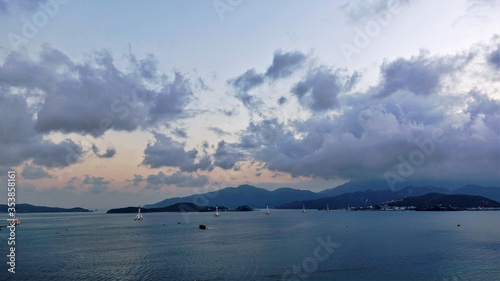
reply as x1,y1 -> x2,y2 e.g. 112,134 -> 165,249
0,0 -> 499,209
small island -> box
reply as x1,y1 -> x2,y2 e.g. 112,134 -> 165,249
232,205 -> 254,211
107,202 -> 228,213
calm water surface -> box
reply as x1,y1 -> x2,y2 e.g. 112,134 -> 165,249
1,210 -> 499,280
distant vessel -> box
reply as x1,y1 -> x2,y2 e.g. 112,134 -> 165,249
214,205 -> 221,217
134,206 -> 144,220
199,224 -> 207,229
265,204 -> 271,215
9,209 -> 20,226
302,204 -> 307,213
327,204 -> 330,212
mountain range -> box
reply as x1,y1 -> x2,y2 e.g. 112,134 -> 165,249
145,183 -> 500,209
0,204 -> 92,213
144,184 -> 320,209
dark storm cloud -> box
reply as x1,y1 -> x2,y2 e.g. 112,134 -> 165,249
82,175 -> 110,193
291,67 -> 359,111
376,51 -> 474,97
144,171 -> 208,190
0,93 -> 84,168
142,133 -> 213,172
0,47 -> 197,138
91,144 -> 116,159
21,163 -> 52,180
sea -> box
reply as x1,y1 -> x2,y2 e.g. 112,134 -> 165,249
1,210 -> 499,280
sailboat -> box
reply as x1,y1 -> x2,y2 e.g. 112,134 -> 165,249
9,209 -> 20,226
265,204 -> 271,215
302,204 -> 307,213
327,204 -> 330,212
214,204 -> 221,217
134,206 -> 143,220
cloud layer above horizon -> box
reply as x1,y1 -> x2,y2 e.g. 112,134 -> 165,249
0,0 -> 498,208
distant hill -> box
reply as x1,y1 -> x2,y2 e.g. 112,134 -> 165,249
453,185 -> 500,203
276,186 -> 458,209
144,184 -> 321,209
387,193 -> 500,209
317,180 -> 392,197
107,202 -> 227,214
0,203 -> 91,213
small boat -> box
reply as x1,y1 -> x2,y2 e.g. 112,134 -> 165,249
214,205 -> 220,217
134,206 -> 144,221
9,209 -> 20,226
265,204 -> 271,215
199,224 -> 207,229
327,204 -> 330,212
302,204 -> 307,213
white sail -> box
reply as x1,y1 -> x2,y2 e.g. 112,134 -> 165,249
327,204 -> 330,212
9,209 -> 20,226
134,206 -> 143,220
302,204 -> 307,213
265,204 -> 270,215
214,205 -> 220,217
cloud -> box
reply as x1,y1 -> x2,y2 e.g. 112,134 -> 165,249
339,0 -> 409,22
21,163 -> 53,180
64,176 -> 79,190
229,69 -> 264,93
226,44 -> 500,186
142,133 -> 213,172
0,46 -> 197,138
241,95 -> 498,186
91,144 -> 116,159
144,171 -> 208,190
82,175 -> 110,193
228,50 -> 307,110
218,108 -> 237,116
376,51 -> 473,97
487,45 -> 500,70
265,50 -> 307,80
277,96 -> 287,105
207,127 -> 230,136
125,174 -> 145,187
213,140 -> 245,170
292,66 -> 359,111
172,127 -> 188,138
0,0 -> 48,13
0,93 -> 84,168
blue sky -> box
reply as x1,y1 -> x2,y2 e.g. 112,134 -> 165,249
0,0 -> 499,209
